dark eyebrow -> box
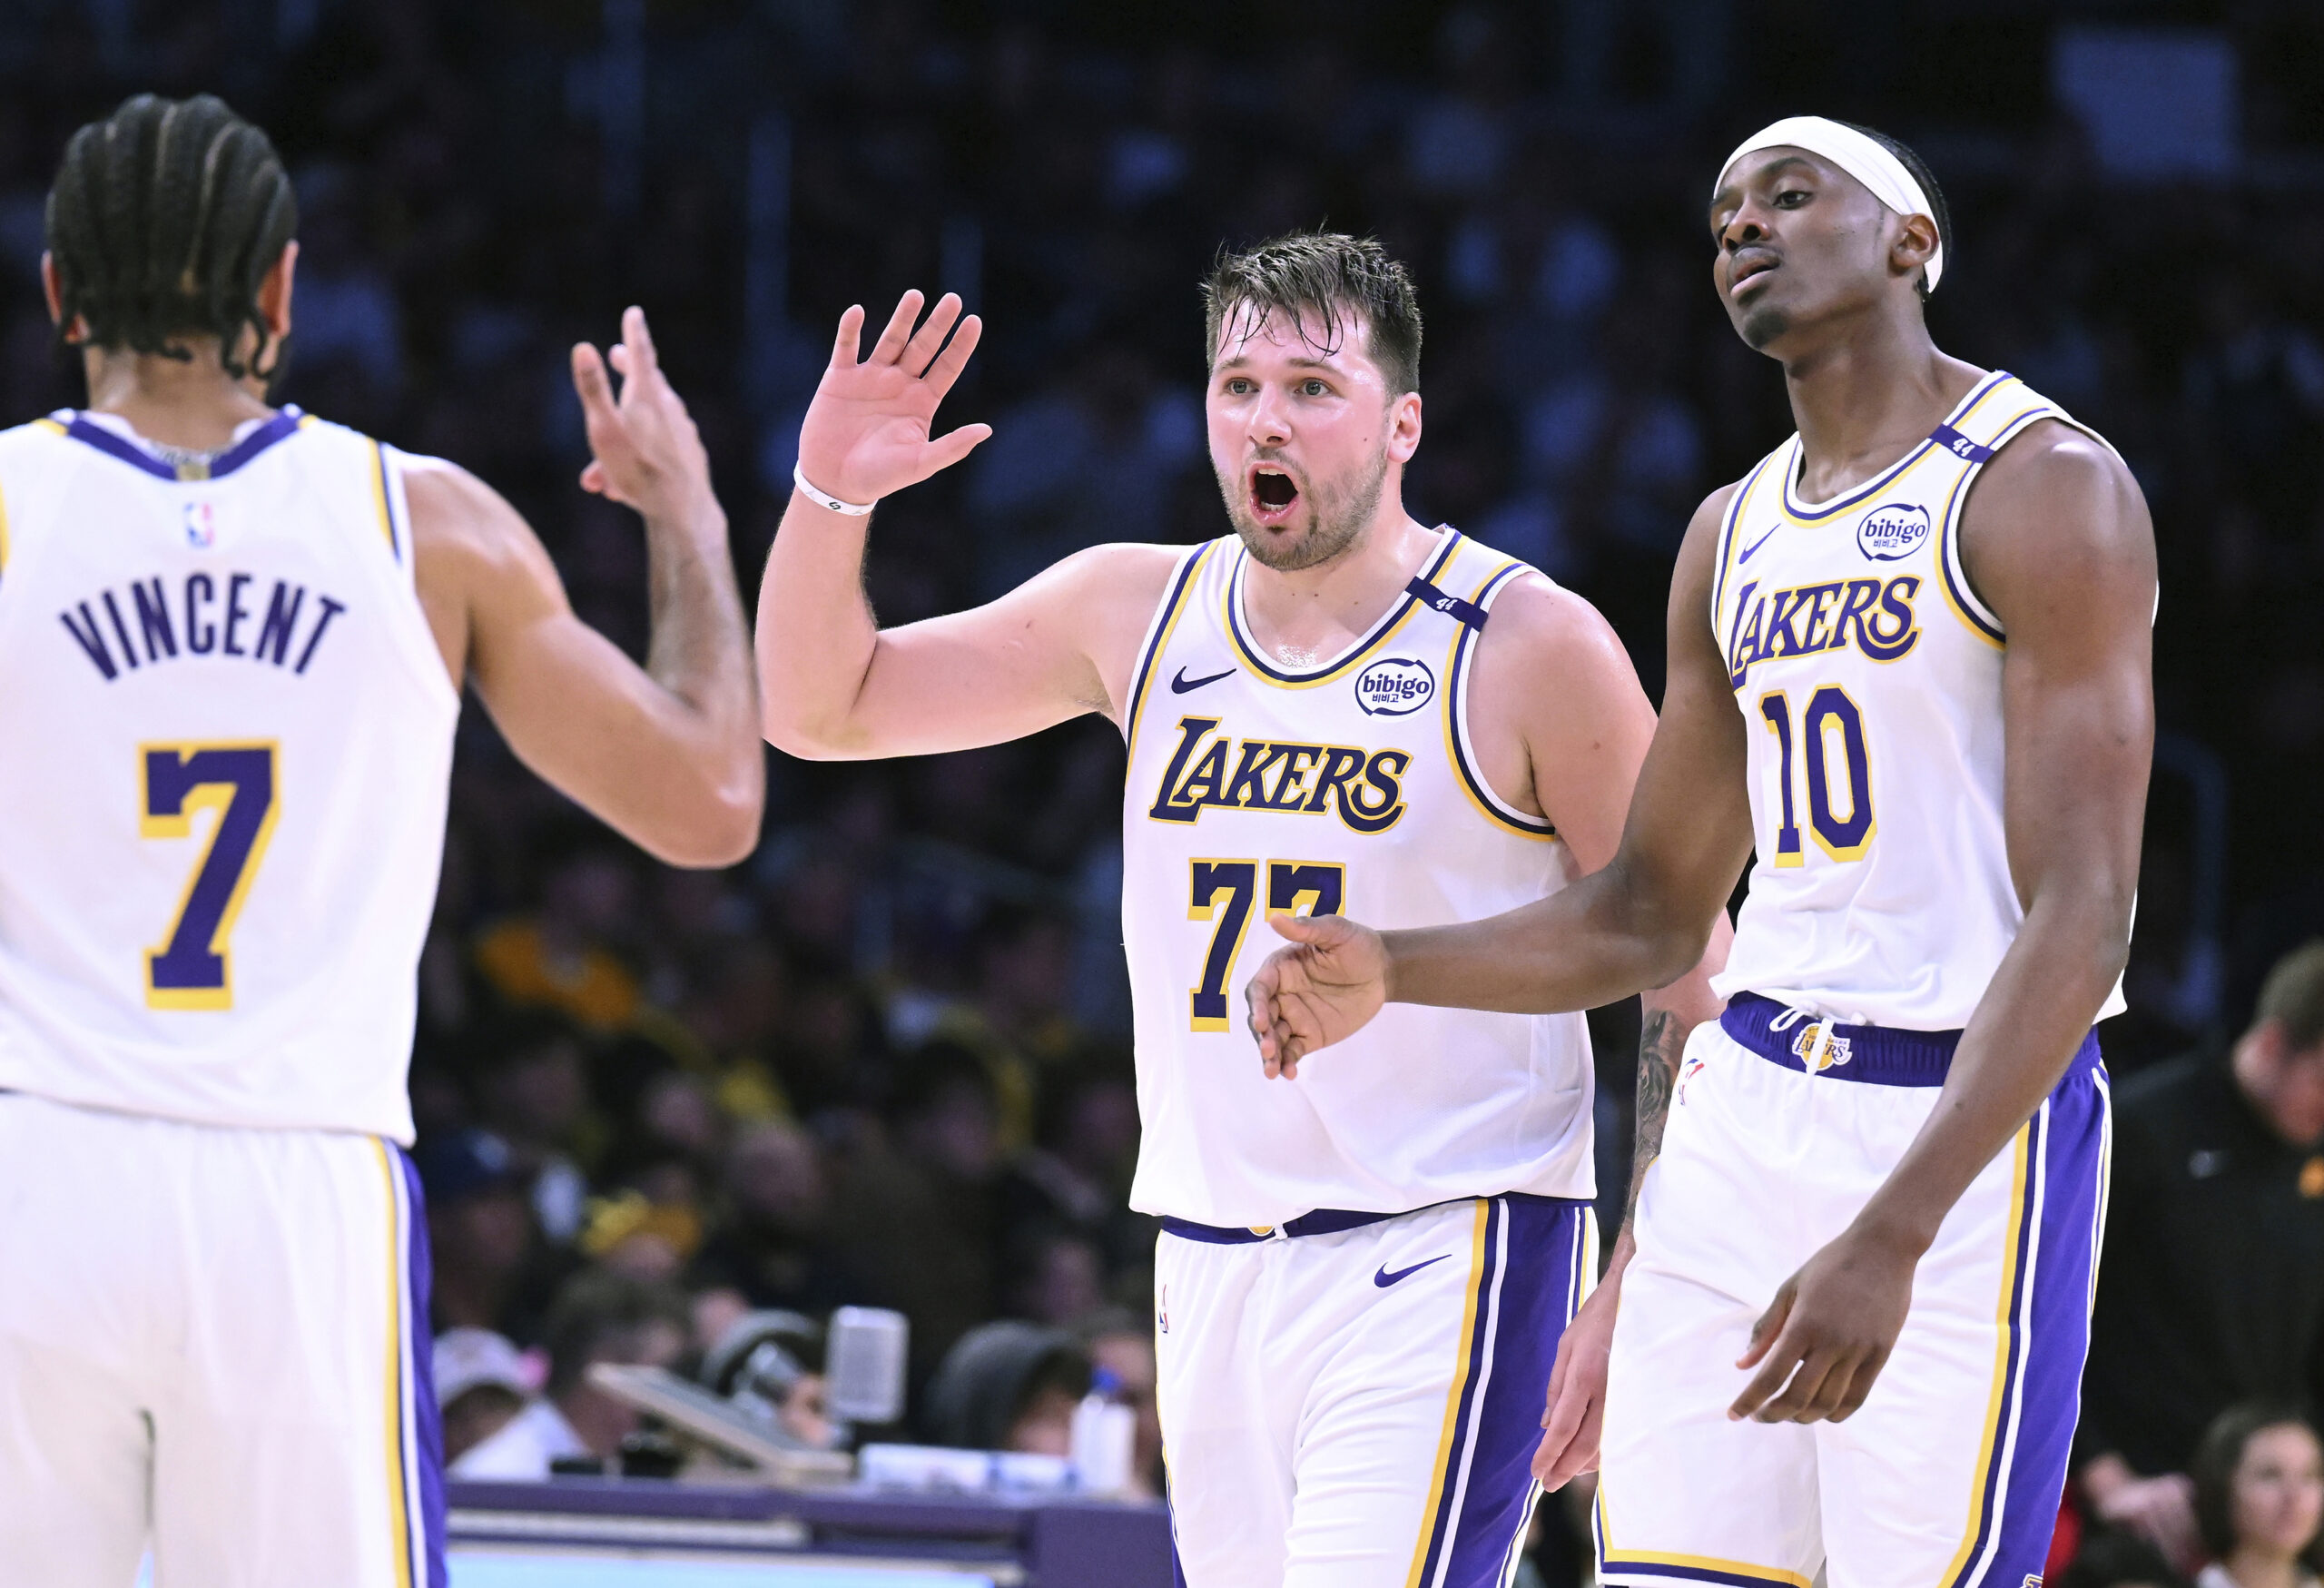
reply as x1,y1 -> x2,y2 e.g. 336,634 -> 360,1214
1709,153 -> 1818,215
1214,354 -> 1342,373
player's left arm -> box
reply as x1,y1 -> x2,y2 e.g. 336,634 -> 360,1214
413,308 -> 766,870
1728,421 -> 2154,1425
1463,576 -> 1734,1483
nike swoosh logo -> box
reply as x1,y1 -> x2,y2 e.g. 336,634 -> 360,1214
1374,1255 -> 1451,1288
1171,666 -> 1236,694
1737,526 -> 1780,563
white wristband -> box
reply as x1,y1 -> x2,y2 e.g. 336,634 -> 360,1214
793,463 -> 877,517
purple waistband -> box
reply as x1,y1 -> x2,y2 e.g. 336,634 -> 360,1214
1720,991 -> 2101,1088
1161,1192 -> 1585,1245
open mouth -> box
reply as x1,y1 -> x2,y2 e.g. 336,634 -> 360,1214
1729,253 -> 1779,296
1249,465 -> 1301,526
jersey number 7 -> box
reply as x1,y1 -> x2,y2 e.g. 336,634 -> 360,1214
1188,859 -> 1345,1031
140,743 -> 281,1011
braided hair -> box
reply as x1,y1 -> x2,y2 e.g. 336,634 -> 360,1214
44,94 -> 299,380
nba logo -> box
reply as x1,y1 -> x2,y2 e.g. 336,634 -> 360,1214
182,501 -> 217,549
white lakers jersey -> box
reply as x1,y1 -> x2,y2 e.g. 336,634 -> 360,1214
1708,370 -> 2129,1031
0,407 -> 458,1140
1121,528 -> 1595,1227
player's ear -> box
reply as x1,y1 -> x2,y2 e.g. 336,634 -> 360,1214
258,241 -> 299,342
1386,389 -> 1423,465
1892,213 -> 1938,291
41,252 -> 69,334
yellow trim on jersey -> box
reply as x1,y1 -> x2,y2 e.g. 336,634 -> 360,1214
1403,1198 -> 1492,1588
1438,557 -> 1559,842
374,1139 -> 418,1588
32,416 -> 67,438
0,475 -> 12,573
1223,532 -> 1460,690
1123,542 -> 1220,754
1937,1120 -> 2034,1588
1710,453 -> 1781,629
1594,1485 -> 1815,1588
369,439 -> 399,559
1932,459 -> 2006,651
1770,373 -> 2021,528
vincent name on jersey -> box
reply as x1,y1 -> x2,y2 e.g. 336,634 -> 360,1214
1145,713 -> 1409,833
1723,572 -> 1921,689
59,570 -> 350,682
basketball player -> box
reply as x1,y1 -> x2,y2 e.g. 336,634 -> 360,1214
0,96 -> 763,1587
1246,119 -> 2153,1587
755,232 -> 1726,1587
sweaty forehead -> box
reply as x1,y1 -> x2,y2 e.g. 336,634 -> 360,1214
1213,299 -> 1371,369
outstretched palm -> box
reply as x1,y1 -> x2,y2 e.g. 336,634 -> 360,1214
796,291 -> 990,507
1244,914 -> 1392,1079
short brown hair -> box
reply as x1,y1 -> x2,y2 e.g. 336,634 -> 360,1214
1202,232 -> 1423,397
2255,940 -> 2324,1050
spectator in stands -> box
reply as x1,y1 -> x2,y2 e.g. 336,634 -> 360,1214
452,1269 -> 690,1479
691,1119 -> 850,1314
419,1127 -> 568,1342
433,1328 -> 535,1467
2190,1406 -> 2324,1588
825,1042 -> 1005,1380
922,1321 -> 1091,1456
2082,943 -> 2324,1563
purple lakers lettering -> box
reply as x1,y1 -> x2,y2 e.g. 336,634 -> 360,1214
1147,715 -> 1408,833
1725,575 -> 1920,688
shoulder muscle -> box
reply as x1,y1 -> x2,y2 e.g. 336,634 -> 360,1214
1959,420 -> 2154,634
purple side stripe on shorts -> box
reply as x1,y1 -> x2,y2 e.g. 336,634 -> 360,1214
1946,1058 -> 2110,1588
396,1146 -> 450,1588
1433,1198 -> 1590,1588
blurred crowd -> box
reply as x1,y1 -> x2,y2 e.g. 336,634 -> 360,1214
4,0 -> 2324,1580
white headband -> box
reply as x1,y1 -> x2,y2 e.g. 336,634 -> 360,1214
1715,115 -> 1944,293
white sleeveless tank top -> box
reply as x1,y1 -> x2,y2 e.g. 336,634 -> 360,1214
0,407 -> 458,1140
1708,370 -> 2129,1031
1120,528 -> 1595,1228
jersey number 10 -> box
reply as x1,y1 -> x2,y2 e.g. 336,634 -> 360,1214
1188,859 -> 1345,1032
1756,686 -> 1876,865
140,743 -> 281,1011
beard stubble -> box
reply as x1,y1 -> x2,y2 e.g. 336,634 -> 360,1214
1218,445 -> 1392,573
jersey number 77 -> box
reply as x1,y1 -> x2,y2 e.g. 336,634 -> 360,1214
139,743 -> 281,1011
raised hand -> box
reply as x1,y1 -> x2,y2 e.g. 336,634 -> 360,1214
1244,913 -> 1391,1080
794,291 -> 990,506
573,306 -> 718,528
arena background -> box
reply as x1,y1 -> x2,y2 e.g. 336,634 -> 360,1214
5,2 -> 2320,1581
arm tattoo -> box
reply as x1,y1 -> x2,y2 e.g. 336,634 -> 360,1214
1624,1008 -> 1685,1227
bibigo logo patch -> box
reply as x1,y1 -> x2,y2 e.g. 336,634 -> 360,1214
1856,502 -> 1929,561
1354,657 -> 1433,716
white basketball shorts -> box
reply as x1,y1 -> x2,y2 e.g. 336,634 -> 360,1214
1156,1192 -> 1596,1588
1596,994 -> 2111,1588
0,1091 -> 445,1588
